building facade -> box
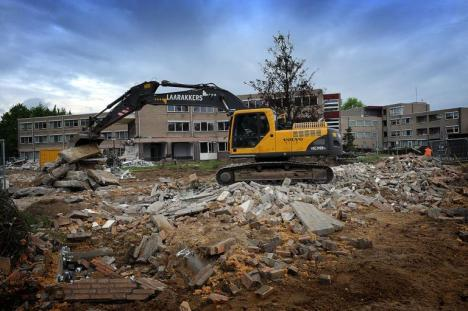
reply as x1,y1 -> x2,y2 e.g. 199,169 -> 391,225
17,113 -> 131,161
340,106 -> 383,151
340,102 -> 468,151
382,103 -> 467,150
323,93 -> 341,130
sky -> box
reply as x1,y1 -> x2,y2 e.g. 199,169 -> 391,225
0,0 -> 467,115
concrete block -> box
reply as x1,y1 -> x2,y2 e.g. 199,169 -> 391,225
54,180 -> 87,190
59,144 -> 101,163
87,169 -> 120,186
151,214 -> 175,232
255,285 -> 274,298
292,201 -> 344,236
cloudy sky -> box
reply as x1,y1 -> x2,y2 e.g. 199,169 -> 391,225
0,0 -> 467,114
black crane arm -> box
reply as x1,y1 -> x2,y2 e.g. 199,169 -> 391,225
82,80 -> 246,142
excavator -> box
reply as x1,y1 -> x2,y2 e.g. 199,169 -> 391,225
72,80 -> 343,185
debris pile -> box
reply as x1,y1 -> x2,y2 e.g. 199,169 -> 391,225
3,154 -> 467,309
33,144 -> 120,191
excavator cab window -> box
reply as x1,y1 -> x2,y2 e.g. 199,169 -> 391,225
232,113 -> 269,148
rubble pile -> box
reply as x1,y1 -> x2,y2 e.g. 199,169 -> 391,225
2,154 -> 467,309
6,159 -> 39,171
34,144 -> 121,191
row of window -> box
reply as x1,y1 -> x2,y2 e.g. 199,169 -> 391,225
20,119 -> 90,130
200,141 -> 228,153
387,140 -> 429,148
388,125 -> 459,137
351,132 -> 377,139
349,120 -> 379,127
167,106 -> 219,113
19,131 -> 128,144
167,121 -> 229,132
387,111 -> 459,125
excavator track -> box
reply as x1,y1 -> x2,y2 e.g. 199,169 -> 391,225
216,161 -> 334,185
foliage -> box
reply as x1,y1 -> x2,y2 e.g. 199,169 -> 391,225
0,102 -> 68,158
247,32 -> 319,121
343,126 -> 355,152
341,97 -> 365,110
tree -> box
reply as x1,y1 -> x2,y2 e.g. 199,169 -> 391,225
0,104 -> 31,159
341,97 -> 364,110
343,126 -> 355,152
0,103 -> 68,159
247,32 -> 320,121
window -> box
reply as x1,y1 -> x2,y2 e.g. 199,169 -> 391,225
349,120 -> 356,127
34,135 -> 48,144
167,105 -> 189,112
446,125 -> 459,134
416,115 -> 427,123
115,131 -> 128,140
34,121 -> 47,129
49,120 -> 62,129
401,130 -> 412,137
102,132 -> 113,140
80,119 -> 89,126
20,122 -> 32,130
242,99 -> 263,109
64,119 -> 79,127
389,106 -> 403,116
355,120 -> 364,127
49,135 -> 63,143
218,142 -> 228,152
193,106 -> 215,113
364,120 -> 373,127
429,127 -> 440,135
402,117 -> 411,124
445,111 -> 459,120
200,142 -> 216,153
429,114 -> 442,122
20,136 -> 32,144
217,121 -> 229,131
232,112 -> 269,148
194,121 -> 214,132
390,119 -> 401,126
391,131 -> 400,137
416,128 -> 428,135
168,121 -> 190,132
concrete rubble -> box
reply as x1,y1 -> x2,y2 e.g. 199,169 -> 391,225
2,154 -> 467,309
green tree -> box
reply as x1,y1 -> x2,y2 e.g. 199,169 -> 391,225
248,32 -> 319,121
0,103 -> 68,159
0,104 -> 31,159
341,97 -> 364,110
343,126 -> 355,152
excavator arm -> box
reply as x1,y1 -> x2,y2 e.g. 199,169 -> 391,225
73,80 -> 245,146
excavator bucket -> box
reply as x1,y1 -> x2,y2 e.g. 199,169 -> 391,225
69,133 -> 104,147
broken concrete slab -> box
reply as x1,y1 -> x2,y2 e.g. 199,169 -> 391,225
65,170 -> 89,181
208,293 -> 229,303
135,234 -> 162,263
50,164 -> 74,179
151,214 -> 175,232
255,285 -> 274,298
147,201 -> 165,214
102,219 -> 116,229
13,186 -> 52,198
190,264 -> 214,287
87,169 -> 120,186
54,180 -> 87,190
217,190 -> 230,202
292,201 -> 344,236
64,195 -> 84,204
67,231 -> 92,241
59,144 -> 101,163
135,277 -> 167,292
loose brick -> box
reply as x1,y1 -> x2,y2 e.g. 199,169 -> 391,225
287,265 -> 299,276
205,238 -> 236,255
275,250 -> 291,258
208,293 -> 229,303
241,272 -> 261,289
268,268 -> 286,280
255,285 -> 274,298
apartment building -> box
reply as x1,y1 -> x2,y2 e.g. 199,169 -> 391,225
382,103 -> 467,149
132,105 -> 229,161
340,106 -> 383,151
17,113 -> 131,160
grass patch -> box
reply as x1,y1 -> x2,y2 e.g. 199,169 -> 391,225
21,211 -> 52,229
128,160 -> 222,172
356,153 -> 385,164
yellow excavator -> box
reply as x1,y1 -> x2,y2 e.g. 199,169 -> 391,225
72,80 -> 342,185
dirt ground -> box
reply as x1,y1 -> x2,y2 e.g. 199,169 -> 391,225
6,167 -> 468,310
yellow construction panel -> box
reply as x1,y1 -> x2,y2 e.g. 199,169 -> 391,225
39,149 -> 61,167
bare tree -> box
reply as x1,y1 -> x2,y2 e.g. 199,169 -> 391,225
247,32 -> 321,122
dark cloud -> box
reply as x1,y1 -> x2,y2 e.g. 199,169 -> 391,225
0,0 -> 466,114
